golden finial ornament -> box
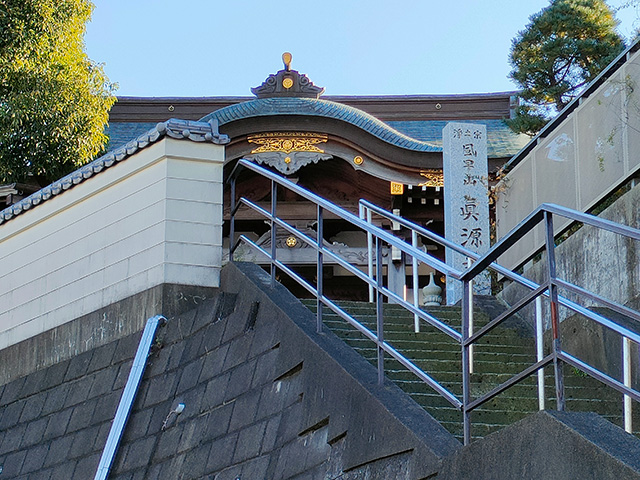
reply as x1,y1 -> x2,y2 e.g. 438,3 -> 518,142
282,52 -> 292,71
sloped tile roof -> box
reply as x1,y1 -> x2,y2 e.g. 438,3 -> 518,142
387,119 -> 529,159
106,116 -> 527,160
0,119 -> 229,226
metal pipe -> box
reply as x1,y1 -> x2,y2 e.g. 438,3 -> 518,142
466,283 -> 548,346
559,351 -> 640,402
624,336 -> 633,433
412,231 -> 420,333
467,257 -> 474,375
94,315 -> 166,480
229,176 -> 236,262
467,355 -> 554,411
270,180 -> 277,288
545,211 -> 565,411
317,205 -> 324,334
376,237 -> 384,386
536,296 -> 545,411
462,279 -> 472,445
367,208 -> 374,302
358,202 -> 374,304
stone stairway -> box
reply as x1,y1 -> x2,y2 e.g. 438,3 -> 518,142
301,299 -> 639,441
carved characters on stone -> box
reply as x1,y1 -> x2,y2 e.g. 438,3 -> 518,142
443,122 -> 491,304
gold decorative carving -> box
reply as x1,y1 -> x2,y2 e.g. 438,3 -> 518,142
248,132 -> 328,154
418,170 -> 444,187
286,236 -> 298,248
283,52 -> 292,71
282,77 -> 294,89
390,182 -> 404,195
353,155 -> 364,165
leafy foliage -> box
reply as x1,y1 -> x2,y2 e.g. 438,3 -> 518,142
0,0 -> 116,185
507,0 -> 625,135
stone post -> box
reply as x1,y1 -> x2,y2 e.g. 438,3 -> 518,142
443,123 -> 491,305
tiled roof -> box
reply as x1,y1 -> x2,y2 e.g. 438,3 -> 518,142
387,119 -> 529,159
105,122 -> 157,151
200,97 -> 441,153
0,119 -> 229,226
106,113 -> 527,160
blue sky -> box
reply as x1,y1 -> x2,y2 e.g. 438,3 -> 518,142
85,1 -> 640,97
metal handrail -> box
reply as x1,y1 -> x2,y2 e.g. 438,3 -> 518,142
94,315 -> 166,480
362,195 -> 640,438
229,158 -> 640,445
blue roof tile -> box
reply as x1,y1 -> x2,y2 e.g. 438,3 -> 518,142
200,97 -> 442,153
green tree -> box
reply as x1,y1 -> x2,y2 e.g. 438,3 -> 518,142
508,0 -> 625,136
0,0 -> 116,186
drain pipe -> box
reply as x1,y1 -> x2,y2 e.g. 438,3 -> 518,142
94,315 -> 166,480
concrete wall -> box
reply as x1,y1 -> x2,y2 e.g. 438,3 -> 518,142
496,49 -> 640,269
0,262 -> 461,480
1,262 -> 639,479
438,410 -> 640,479
498,182 -> 640,385
0,138 -> 224,350
499,180 -> 640,318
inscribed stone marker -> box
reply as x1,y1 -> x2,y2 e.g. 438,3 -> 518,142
443,122 -> 491,304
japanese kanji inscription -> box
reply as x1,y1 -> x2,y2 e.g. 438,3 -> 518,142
443,122 -> 491,304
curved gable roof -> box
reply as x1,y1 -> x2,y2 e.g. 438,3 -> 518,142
200,97 -> 441,153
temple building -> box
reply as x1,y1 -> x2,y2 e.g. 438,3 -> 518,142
104,54 -> 528,299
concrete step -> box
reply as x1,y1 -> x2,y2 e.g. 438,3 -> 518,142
323,318 -> 534,346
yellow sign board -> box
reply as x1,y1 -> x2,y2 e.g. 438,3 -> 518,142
390,182 -> 404,195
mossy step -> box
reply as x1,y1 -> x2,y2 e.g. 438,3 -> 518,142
438,420 -> 511,439
321,312 -> 530,339
323,324 -> 522,344
394,375 -> 621,396
356,353 -> 536,372
342,340 -> 534,357
302,300 -> 487,321
323,322 -> 504,341
317,309 -> 485,324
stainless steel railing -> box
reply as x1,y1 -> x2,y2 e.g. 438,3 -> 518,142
228,158 -> 640,445
94,315 -> 166,480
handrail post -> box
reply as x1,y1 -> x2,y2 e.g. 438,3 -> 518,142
462,279 -> 472,445
270,180 -> 277,288
545,211 -> 565,411
366,208 -> 374,303
466,257 -> 474,375
376,236 -> 384,385
412,230 -> 420,333
229,175 -> 236,263
317,205 -> 324,334
624,336 -> 633,433
536,296 -> 545,411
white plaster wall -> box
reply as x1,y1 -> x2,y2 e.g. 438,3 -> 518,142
0,138 -> 224,350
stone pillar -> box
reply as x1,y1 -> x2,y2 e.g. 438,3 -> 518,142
443,123 -> 491,305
